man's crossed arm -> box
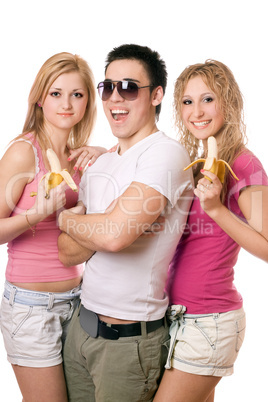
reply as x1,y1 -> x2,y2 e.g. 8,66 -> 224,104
58,181 -> 167,266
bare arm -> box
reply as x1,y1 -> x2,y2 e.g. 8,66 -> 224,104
0,140 -> 68,244
196,170 -> 268,262
58,202 -> 95,266
59,181 -> 167,253
58,232 -> 95,266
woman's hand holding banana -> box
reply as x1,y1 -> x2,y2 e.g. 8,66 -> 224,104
194,171 -> 223,215
184,136 -> 239,214
29,149 -> 75,218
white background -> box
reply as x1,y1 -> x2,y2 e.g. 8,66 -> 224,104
0,1 -> 267,401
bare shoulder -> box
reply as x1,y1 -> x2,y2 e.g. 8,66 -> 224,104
0,137 -> 38,216
0,137 -> 36,176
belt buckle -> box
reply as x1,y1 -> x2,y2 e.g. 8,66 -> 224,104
79,305 -> 99,338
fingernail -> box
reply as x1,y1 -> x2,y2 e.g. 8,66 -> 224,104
67,157 -> 71,161
79,167 -> 83,171
88,163 -> 92,167
73,166 -> 77,170
200,169 -> 205,173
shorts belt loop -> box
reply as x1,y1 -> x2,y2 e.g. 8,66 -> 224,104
141,321 -> 147,337
47,293 -> 55,310
9,286 -> 17,307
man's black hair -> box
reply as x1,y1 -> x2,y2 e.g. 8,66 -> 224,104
105,44 -> 167,118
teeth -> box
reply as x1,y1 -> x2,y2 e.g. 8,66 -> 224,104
111,110 -> 128,114
193,120 -> 210,127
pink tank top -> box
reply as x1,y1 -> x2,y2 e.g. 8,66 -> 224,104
6,134 -> 83,282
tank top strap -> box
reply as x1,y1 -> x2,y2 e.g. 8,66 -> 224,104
15,133 -> 45,175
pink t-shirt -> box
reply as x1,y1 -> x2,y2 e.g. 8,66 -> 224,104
166,151 -> 268,314
6,134 -> 83,283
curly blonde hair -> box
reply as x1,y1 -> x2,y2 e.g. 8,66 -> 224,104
16,52 -> 96,151
174,60 -> 247,199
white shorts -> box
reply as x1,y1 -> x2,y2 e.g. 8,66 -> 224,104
0,281 -> 81,368
169,308 -> 246,377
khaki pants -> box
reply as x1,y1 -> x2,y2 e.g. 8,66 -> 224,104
63,307 -> 169,402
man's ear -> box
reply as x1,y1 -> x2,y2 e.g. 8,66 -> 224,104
151,86 -> 164,106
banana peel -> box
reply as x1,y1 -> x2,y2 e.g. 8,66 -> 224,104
30,148 -> 78,199
184,136 -> 239,183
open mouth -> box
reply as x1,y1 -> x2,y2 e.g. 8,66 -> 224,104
111,109 -> 129,121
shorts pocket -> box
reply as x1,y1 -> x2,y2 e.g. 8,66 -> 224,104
176,317 -> 217,366
235,314 -> 246,352
192,318 -> 217,350
11,305 -> 33,338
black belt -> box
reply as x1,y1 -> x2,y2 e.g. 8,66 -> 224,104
79,304 -> 164,340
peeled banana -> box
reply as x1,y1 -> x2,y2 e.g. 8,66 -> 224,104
184,136 -> 239,183
31,148 -> 78,199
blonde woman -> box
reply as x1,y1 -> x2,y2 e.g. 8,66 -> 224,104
154,60 -> 268,402
0,52 -> 102,401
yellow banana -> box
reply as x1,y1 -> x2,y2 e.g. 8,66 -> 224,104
30,148 -> 78,199
184,136 -> 239,183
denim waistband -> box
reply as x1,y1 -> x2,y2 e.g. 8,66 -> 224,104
3,280 -> 81,309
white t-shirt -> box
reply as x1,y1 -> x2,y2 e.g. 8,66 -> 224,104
79,131 -> 193,321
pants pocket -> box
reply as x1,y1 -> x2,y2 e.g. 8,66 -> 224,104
158,335 -> 170,383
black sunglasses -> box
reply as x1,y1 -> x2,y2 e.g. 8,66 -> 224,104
97,80 -> 153,101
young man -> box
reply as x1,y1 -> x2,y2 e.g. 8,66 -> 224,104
58,44 -> 193,401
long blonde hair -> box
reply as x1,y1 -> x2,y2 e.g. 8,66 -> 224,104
17,52 -> 96,150
174,60 -> 247,199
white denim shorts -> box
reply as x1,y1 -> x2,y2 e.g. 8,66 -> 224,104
0,281 -> 81,368
169,307 -> 246,377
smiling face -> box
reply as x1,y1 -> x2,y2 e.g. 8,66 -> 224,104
41,71 -> 88,135
102,59 -> 161,152
181,75 -> 225,141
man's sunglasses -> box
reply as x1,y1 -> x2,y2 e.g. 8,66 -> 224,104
97,81 -> 153,101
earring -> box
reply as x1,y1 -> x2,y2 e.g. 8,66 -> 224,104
37,103 -> 42,107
